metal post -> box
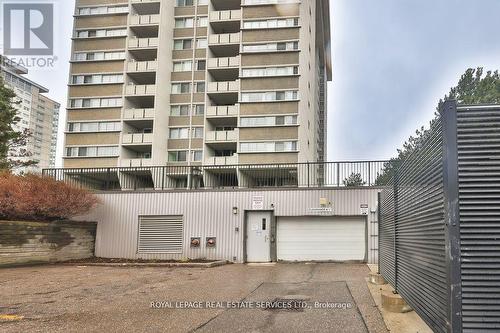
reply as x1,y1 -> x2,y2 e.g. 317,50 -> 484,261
161,166 -> 165,190
336,163 -> 340,186
307,162 -> 310,187
368,162 -> 371,186
106,168 -> 110,190
440,100 -> 462,333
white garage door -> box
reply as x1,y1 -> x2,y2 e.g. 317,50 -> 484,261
277,216 -> 366,261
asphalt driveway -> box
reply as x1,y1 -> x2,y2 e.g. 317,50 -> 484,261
0,263 -> 388,333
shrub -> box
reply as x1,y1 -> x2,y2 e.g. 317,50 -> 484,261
0,172 -> 100,221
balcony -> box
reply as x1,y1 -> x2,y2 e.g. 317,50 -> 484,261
131,0 -> 159,3
205,129 -> 238,142
130,14 -> 159,25
120,158 -> 153,167
208,56 -> 240,69
123,108 -> 155,120
125,84 -> 156,96
127,61 -> 157,73
208,80 -> 239,93
206,105 -> 239,118
128,37 -> 158,49
208,56 -> 239,80
205,155 -> 238,166
122,132 -> 153,144
210,10 -> 241,33
208,33 -> 240,57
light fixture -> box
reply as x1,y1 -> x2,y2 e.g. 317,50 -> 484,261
232,206 -> 238,215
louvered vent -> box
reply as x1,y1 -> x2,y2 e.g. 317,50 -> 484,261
138,216 -> 183,253
457,105 -> 500,332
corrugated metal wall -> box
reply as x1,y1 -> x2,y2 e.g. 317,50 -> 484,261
457,105 -> 500,332
80,188 -> 381,263
379,116 -> 448,333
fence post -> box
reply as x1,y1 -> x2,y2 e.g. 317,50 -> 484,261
307,162 -> 310,187
440,100 -> 462,333
368,162 -> 371,186
106,168 -> 111,190
393,167 -> 399,293
336,163 -> 340,186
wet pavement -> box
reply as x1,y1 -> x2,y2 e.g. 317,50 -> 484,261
0,263 -> 388,332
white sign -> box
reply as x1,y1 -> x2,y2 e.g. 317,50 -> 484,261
252,195 -> 264,210
360,204 -> 369,215
310,207 -> 333,213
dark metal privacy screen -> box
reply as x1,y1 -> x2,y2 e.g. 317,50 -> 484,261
457,105 -> 500,332
379,101 -> 500,333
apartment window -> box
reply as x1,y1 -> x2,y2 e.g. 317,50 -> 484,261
176,0 -> 193,6
241,66 -> 298,77
78,5 -> 128,16
193,104 -> 204,115
197,0 -> 208,5
192,150 -> 203,161
243,18 -> 299,29
174,39 -> 193,50
171,83 -> 191,94
175,18 -> 194,28
170,105 -> 190,116
169,128 -> 189,139
173,60 -> 192,72
240,141 -> 297,153
242,41 -> 299,53
192,127 -> 204,138
241,91 -> 298,102
240,115 -> 297,127
197,16 -> 208,27
196,60 -> 206,71
196,38 -> 207,49
70,98 -> 122,108
195,81 -> 205,93
73,51 -> 125,61
72,74 -> 123,85
76,28 -> 127,38
66,146 -> 119,157
168,151 -> 188,162
68,121 -> 121,132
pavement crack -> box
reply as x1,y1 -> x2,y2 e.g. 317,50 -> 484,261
190,282 -> 265,332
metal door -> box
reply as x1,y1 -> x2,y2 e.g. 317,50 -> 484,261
246,211 -> 272,262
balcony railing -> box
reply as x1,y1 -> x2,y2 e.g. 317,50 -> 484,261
125,84 -> 156,96
42,160 -> 392,191
205,155 -> 238,165
128,37 -> 159,49
123,108 -> 155,120
127,61 -> 157,72
207,80 -> 239,93
122,133 -> 153,144
130,14 -> 159,25
120,158 -> 153,167
206,105 -> 239,117
209,10 -> 241,22
209,33 -> 240,45
205,129 -> 238,142
208,56 -> 240,69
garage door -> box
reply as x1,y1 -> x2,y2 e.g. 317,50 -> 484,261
277,217 -> 366,261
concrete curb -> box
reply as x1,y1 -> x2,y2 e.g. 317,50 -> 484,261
60,260 -> 228,268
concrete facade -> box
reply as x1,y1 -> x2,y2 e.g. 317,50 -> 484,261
64,0 -> 332,182
79,187 -> 381,264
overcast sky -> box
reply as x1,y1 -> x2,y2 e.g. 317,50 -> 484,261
21,0 -> 500,166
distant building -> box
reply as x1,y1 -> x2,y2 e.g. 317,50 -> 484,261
0,56 -> 60,171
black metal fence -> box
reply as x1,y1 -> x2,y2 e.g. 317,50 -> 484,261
42,160 -> 390,191
379,101 -> 500,333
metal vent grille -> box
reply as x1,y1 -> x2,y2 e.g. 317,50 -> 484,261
138,216 -> 183,253
457,105 -> 500,332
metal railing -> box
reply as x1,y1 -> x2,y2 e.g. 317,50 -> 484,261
42,160 -> 390,191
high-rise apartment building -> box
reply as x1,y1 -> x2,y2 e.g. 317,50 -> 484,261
1,57 -> 60,171
64,0 -> 331,187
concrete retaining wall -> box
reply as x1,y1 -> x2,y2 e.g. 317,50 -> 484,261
0,220 -> 97,267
